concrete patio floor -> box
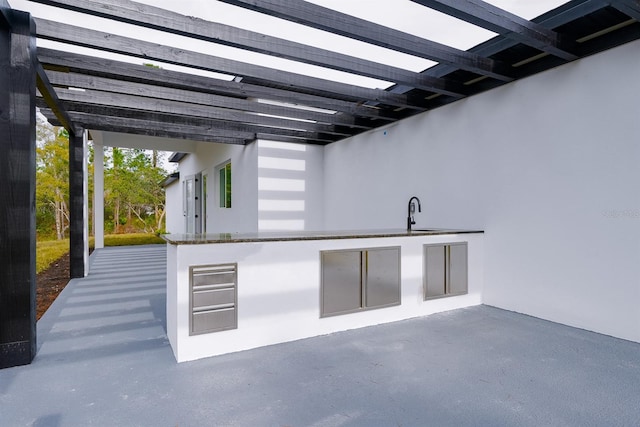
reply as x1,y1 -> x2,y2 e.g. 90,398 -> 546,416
1,245 -> 639,427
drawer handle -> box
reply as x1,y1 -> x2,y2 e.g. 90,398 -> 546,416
193,303 -> 235,313
193,269 -> 235,276
193,283 -> 235,291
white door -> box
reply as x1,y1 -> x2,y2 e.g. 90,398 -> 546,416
183,173 -> 202,233
202,173 -> 208,233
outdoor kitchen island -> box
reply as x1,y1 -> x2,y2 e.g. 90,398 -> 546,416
164,229 -> 484,363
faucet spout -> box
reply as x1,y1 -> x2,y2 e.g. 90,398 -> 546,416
407,196 -> 422,232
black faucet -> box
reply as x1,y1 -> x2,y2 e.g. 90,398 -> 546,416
407,196 -> 421,231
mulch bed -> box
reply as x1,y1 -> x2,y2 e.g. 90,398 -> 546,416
36,252 -> 71,320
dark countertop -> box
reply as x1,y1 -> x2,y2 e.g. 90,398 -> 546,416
162,228 -> 484,245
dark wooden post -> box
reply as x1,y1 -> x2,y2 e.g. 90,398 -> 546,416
69,129 -> 87,279
0,8 -> 37,369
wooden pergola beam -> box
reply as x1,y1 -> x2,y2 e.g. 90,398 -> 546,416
416,0 -> 607,83
38,100 -> 342,144
217,0 -> 514,82
34,60 -> 77,133
610,0 -> 640,21
68,128 -> 87,278
0,7 -> 37,369
537,0 -> 609,29
38,49 -> 394,124
34,18 -> 430,109
409,0 -> 578,61
44,70 -> 374,129
64,104 -> 345,142
38,106 -> 251,144
0,0 -> 11,28
75,115 -> 255,144
28,0 -> 466,96
51,88 -> 356,137
73,112 -> 333,146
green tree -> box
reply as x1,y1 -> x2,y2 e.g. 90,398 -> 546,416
126,150 -> 166,232
35,112 -> 166,238
104,148 -> 166,233
36,128 -> 69,240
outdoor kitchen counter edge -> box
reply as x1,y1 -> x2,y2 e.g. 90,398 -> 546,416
162,229 -> 484,245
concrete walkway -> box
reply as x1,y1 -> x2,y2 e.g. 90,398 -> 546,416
1,245 -> 639,426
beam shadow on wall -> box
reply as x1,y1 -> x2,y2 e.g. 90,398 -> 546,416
257,140 -> 309,231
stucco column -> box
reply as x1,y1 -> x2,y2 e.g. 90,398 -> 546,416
93,140 -> 104,249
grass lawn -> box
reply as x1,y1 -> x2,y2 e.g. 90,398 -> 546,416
37,233 -> 165,274
37,240 -> 71,274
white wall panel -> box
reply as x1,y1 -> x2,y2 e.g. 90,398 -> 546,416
324,40 -> 640,342
164,181 -> 182,234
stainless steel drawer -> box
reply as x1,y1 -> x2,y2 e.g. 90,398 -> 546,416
192,307 -> 236,333
192,288 -> 235,308
192,271 -> 235,287
190,264 -> 238,335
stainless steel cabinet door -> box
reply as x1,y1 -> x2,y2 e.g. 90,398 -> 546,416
321,250 -> 362,317
424,243 -> 468,300
424,244 -> 446,299
365,248 -> 400,308
448,243 -> 468,295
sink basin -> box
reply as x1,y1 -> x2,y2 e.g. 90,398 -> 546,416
411,228 -> 443,232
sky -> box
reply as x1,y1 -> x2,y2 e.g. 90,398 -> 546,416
9,0 -> 570,89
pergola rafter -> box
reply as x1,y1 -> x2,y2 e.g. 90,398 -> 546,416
38,106 -> 251,144
35,60 -> 78,134
54,89 -> 355,137
26,0 -> 640,146
611,0 -> 640,21
28,0 -> 468,97
408,0 -> 579,60
34,18 -> 428,109
37,48 -> 393,123
392,0 -> 639,94
44,70 -> 375,129
59,104 -> 342,142
217,0 -> 516,81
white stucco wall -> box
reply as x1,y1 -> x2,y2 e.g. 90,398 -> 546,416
171,139 -> 326,234
323,40 -> 640,343
176,142 -> 259,233
164,180 -> 182,234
